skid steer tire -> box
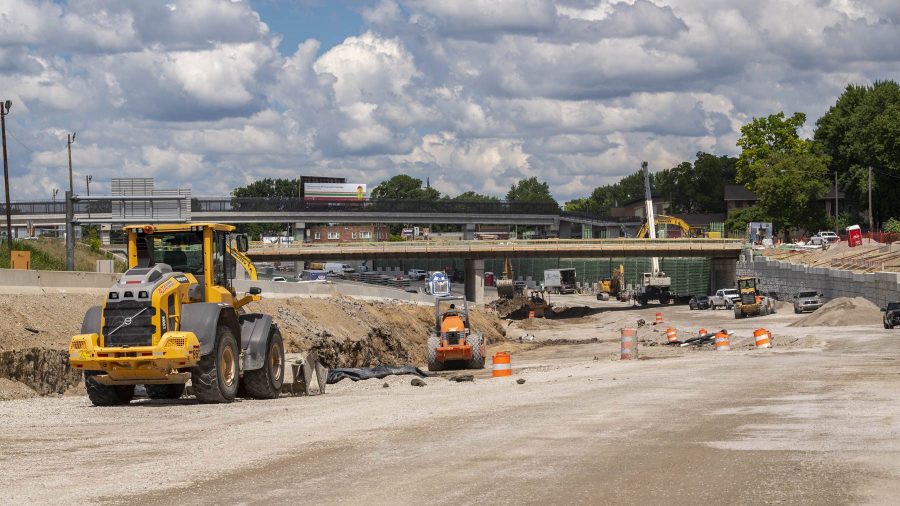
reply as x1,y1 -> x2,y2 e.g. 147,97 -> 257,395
145,384 -> 185,400
192,325 -> 239,404
466,333 -> 485,370
426,334 -> 443,372
243,329 -> 285,400
734,306 -> 743,319
84,371 -> 135,406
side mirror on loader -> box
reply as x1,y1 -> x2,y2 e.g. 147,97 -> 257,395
236,234 -> 249,252
249,287 -> 262,295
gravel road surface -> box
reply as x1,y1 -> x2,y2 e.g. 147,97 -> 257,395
2,301 -> 899,505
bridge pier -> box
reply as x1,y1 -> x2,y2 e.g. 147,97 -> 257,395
710,257 -> 737,293
463,224 -> 476,241
464,259 -> 484,307
100,225 -> 111,245
293,222 -> 306,243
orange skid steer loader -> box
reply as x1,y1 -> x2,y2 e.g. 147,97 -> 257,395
426,295 -> 485,372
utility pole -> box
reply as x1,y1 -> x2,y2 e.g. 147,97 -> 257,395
65,132 -> 76,272
868,167 -> 874,232
67,132 -> 75,196
85,174 -> 92,196
834,171 -> 839,233
1,100 -> 12,249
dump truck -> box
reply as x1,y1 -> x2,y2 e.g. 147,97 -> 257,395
733,276 -> 777,319
68,223 -> 285,406
426,273 -> 485,371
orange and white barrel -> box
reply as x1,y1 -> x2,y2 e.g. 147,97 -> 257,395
620,328 -> 638,360
754,328 -> 772,349
492,352 -> 512,377
698,328 -> 708,337
714,331 -> 731,351
655,312 -> 663,325
665,327 -> 678,344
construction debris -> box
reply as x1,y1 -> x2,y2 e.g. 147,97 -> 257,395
410,378 -> 426,387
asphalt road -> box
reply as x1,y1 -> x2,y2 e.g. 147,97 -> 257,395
1,303 -> 898,505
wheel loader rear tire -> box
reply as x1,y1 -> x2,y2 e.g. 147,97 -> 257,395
145,384 -> 185,400
426,334 -> 443,372
466,333 -> 485,370
84,371 -> 135,406
191,324 -> 239,404
243,329 -> 285,400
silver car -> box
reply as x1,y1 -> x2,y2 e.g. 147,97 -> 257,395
793,290 -> 823,313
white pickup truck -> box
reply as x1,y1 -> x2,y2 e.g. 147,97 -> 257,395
710,288 -> 740,309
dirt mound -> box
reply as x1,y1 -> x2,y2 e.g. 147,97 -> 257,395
0,348 -> 84,395
789,297 -> 882,327
0,293 -> 95,352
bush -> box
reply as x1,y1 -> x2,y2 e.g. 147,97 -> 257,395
885,218 -> 900,234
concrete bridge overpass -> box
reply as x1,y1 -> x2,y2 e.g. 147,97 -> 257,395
247,238 -> 743,304
5,197 -> 638,240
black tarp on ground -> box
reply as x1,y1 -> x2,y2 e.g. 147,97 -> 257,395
326,365 -> 428,384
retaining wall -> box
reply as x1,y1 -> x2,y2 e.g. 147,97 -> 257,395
233,279 -> 434,304
737,256 -> 900,308
0,268 -> 119,294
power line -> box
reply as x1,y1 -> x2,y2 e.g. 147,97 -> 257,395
6,130 -> 36,154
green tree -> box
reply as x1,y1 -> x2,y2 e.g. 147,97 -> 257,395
814,81 -> 900,228
884,218 -> 900,234
371,175 -> 440,200
724,205 -> 769,236
232,178 -> 301,198
736,112 -> 830,235
230,178 -> 301,239
506,176 -> 558,205
452,191 -> 499,202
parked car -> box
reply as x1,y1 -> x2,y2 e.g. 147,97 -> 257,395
793,290 -> 823,313
407,269 -> 428,280
810,231 -> 840,246
271,276 -> 287,282
710,289 -> 740,309
883,302 -> 900,329
689,295 -> 711,310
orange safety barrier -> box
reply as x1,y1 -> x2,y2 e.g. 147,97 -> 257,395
620,328 -> 638,360
754,328 -> 772,349
714,331 -> 731,351
665,327 -> 678,344
654,312 -> 663,325
698,328 -> 708,336
492,352 -> 512,377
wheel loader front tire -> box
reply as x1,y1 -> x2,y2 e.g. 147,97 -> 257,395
466,333 -> 485,370
84,371 -> 135,406
426,334 -> 443,372
192,324 -> 239,404
243,329 -> 285,400
145,384 -> 185,400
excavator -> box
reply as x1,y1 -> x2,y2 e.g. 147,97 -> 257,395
493,258 -> 550,318
636,215 -> 703,239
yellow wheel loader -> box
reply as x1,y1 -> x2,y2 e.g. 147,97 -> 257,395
733,276 -> 777,319
68,223 -> 285,406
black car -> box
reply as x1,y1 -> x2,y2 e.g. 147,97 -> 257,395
884,302 -> 900,329
689,295 -> 711,310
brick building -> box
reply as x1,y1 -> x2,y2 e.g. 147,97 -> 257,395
308,224 -> 389,243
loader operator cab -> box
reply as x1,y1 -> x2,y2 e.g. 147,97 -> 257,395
131,224 -> 239,302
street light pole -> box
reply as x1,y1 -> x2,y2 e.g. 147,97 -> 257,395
86,175 -> 92,196
1,100 -> 12,248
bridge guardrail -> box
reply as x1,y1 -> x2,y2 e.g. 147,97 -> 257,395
249,238 -> 745,252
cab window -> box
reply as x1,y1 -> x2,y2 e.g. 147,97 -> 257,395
140,231 -> 204,275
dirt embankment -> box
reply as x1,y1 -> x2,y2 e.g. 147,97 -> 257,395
0,293 -> 506,400
250,296 -> 506,368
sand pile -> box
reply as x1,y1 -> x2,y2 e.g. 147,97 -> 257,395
789,297 -> 882,327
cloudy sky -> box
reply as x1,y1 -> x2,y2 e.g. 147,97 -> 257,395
1,0 -> 898,202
